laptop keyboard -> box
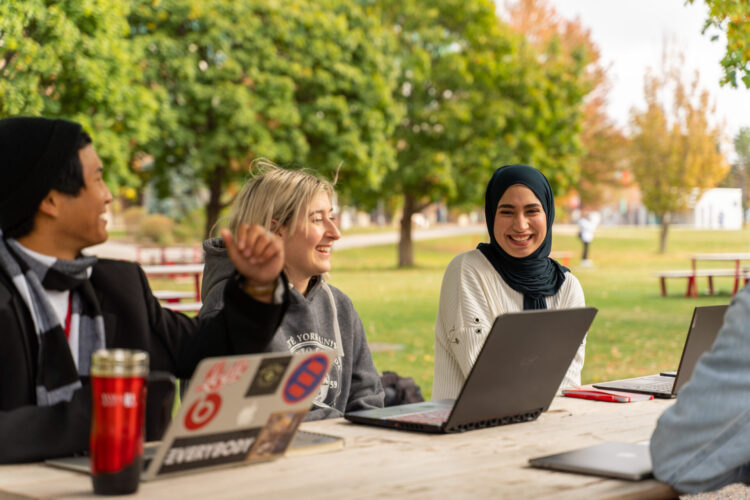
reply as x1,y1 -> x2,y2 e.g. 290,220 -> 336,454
621,380 -> 672,393
389,408 -> 451,425
595,375 -> 673,394
143,443 -> 157,469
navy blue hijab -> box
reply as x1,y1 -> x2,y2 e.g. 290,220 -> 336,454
477,164 -> 569,310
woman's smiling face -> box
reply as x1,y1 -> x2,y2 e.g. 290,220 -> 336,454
492,184 -> 547,258
280,191 -> 341,291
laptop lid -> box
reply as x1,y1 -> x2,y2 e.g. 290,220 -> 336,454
47,350 -> 334,480
443,307 -> 598,432
143,350 -> 334,480
671,304 -> 727,394
345,307 -> 597,433
529,441 -> 653,481
591,305 -> 727,397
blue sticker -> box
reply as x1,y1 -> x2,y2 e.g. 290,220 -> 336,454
283,354 -> 329,403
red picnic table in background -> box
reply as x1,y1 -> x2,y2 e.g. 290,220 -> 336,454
135,245 -> 203,265
656,253 -> 750,297
550,250 -> 571,267
142,263 -> 203,313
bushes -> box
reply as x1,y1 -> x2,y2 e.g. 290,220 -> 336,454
122,206 -> 146,232
119,206 -> 205,244
173,208 -> 206,243
139,214 -> 175,245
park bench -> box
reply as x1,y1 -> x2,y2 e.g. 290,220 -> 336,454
153,290 -> 196,302
655,268 -> 750,297
152,290 -> 202,313
550,250 -> 571,267
144,264 -> 203,313
136,244 -> 203,265
160,301 -> 202,313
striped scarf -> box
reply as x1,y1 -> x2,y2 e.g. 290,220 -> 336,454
0,232 -> 105,405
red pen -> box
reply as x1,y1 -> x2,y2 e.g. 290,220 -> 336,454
562,391 -> 628,403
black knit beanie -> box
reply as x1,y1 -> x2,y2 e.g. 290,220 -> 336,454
0,116 -> 83,233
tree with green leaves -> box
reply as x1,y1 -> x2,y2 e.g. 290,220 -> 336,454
128,0 -> 401,237
629,50 -> 729,253
375,0 -> 592,267
505,0 -> 627,210
690,0 -> 750,88
721,127 -> 750,217
0,0 -> 159,188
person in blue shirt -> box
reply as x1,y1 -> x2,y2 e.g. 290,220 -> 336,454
650,285 -> 750,493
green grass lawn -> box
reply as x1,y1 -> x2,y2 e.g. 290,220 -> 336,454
327,225 -> 750,400
145,225 -> 750,400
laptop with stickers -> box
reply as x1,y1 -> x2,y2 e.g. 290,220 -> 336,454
345,307 -> 597,433
46,350 -> 335,480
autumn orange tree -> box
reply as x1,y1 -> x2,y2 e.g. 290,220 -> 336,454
504,0 -> 627,210
629,50 -> 729,253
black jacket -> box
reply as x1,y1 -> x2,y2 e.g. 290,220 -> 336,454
0,258 -> 287,463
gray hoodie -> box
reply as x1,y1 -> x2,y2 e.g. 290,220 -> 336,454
201,238 -> 384,420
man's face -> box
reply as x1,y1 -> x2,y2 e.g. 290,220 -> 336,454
55,145 -> 113,255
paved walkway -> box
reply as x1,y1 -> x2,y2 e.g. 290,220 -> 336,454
335,224 -> 486,250
88,223 -> 490,260
88,222 -> 579,260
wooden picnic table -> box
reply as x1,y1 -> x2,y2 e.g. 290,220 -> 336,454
550,250 -> 571,267
0,396 -> 679,499
135,245 -> 203,265
142,263 -> 204,306
690,253 -> 750,297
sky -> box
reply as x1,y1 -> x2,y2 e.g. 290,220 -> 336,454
506,0 -> 750,159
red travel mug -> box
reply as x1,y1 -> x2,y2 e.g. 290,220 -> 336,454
90,349 -> 149,495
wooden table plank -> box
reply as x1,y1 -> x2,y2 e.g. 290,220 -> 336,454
0,397 -> 679,499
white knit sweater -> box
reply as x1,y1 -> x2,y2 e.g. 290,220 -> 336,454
432,249 -> 586,400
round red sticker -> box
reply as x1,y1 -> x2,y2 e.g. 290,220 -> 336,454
184,393 -> 222,430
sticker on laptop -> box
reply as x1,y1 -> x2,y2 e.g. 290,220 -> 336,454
246,410 -> 307,461
184,393 -> 222,430
195,358 -> 251,394
158,428 -> 261,475
245,355 -> 292,397
282,353 -> 329,404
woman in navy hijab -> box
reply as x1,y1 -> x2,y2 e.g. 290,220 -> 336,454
432,164 -> 586,399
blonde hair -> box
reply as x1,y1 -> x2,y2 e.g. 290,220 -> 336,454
227,159 -> 335,237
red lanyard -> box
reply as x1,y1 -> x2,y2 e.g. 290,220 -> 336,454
64,293 -> 72,340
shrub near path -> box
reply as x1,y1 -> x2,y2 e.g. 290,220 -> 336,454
329,226 -> 749,400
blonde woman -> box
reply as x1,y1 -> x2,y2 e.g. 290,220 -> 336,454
200,162 -> 384,420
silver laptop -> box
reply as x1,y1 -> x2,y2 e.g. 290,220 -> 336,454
47,350 -> 335,480
593,305 -> 727,398
529,441 -> 653,481
346,307 -> 598,433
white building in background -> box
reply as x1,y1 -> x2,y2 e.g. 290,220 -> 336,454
694,188 -> 743,229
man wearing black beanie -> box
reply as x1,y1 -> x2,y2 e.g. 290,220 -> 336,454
0,116 -> 290,463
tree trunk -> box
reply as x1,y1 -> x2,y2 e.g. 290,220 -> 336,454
741,166 -> 749,222
204,166 -> 226,240
659,213 -> 670,254
398,193 -> 416,268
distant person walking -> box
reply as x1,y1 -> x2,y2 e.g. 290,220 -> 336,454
577,209 -> 597,266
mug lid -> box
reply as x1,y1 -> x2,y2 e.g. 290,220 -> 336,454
90,349 -> 149,377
